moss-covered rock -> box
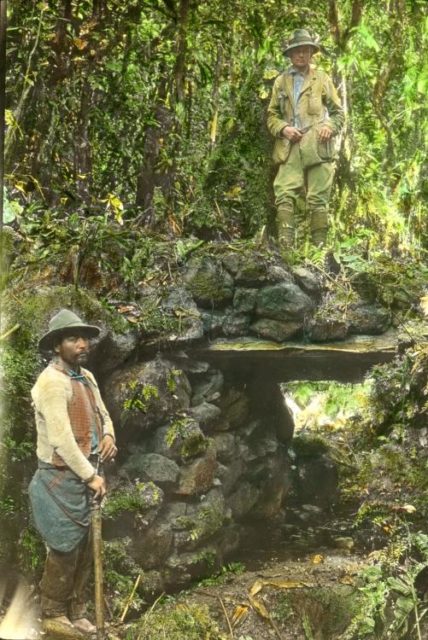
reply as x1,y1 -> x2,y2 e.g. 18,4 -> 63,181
105,359 -> 191,440
256,282 -> 314,321
184,255 -> 234,308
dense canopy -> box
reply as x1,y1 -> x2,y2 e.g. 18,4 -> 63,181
5,0 -> 427,249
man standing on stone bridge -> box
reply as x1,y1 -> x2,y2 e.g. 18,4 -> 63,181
267,29 -> 344,251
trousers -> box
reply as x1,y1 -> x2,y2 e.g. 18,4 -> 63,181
273,141 -> 334,247
40,529 -> 92,619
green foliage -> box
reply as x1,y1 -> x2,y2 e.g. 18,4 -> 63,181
103,481 -> 163,519
166,369 -> 181,393
285,380 -> 370,422
17,526 -> 45,573
165,418 -> 209,460
197,561 -> 245,587
366,348 -> 425,433
128,601 -> 225,640
6,0 -> 426,248
271,585 -> 361,638
0,495 -> 17,517
123,383 -> 160,413
176,500 -> 225,544
341,531 -> 428,640
104,539 -> 144,616
2,436 -> 33,462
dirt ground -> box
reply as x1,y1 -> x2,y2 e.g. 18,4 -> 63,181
175,546 -> 368,640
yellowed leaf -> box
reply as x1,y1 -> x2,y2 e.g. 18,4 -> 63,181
311,554 -> 325,565
249,579 -> 264,597
73,38 -> 87,50
231,604 -> 249,627
248,594 -> 270,620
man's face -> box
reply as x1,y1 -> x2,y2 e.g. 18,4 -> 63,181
55,333 -> 90,368
288,45 -> 314,70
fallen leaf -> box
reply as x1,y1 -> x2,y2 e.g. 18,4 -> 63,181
231,604 -> 249,627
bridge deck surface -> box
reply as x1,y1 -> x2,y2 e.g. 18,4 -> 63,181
191,331 -> 397,383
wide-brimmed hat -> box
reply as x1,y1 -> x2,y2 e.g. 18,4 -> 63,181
283,29 -> 320,55
38,309 -> 100,351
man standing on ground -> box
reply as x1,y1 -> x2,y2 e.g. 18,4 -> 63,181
267,28 -> 344,250
29,309 -> 117,634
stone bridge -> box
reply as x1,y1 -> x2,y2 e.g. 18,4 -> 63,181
191,331 -> 397,384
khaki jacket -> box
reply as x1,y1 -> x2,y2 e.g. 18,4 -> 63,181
267,66 -> 344,166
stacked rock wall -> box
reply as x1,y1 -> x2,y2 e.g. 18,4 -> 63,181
102,354 -> 293,593
2,246 -> 395,594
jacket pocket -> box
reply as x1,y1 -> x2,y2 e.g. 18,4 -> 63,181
272,138 -> 291,165
317,138 -> 333,161
317,135 -> 339,162
307,94 -> 323,115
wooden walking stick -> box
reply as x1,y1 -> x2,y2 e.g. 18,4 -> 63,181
91,458 -> 105,640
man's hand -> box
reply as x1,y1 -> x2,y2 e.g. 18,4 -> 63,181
87,474 -> 106,499
318,125 -> 333,141
281,125 -> 303,143
99,434 -> 118,463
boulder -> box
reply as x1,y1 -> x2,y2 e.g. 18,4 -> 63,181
200,310 -> 225,338
132,521 -> 174,568
233,288 -> 257,313
307,319 -> 349,342
162,287 -> 204,344
91,330 -> 138,375
212,432 -> 236,463
216,459 -> 245,495
191,370 -> 224,405
348,302 -> 391,335
222,312 -> 251,337
294,453 -> 339,508
228,481 -> 260,519
176,447 -> 218,496
104,358 -> 191,439
217,387 -> 249,429
250,318 -> 302,342
173,489 -> 226,550
164,547 -> 219,586
189,402 -> 222,431
256,282 -> 314,321
184,255 -> 234,308
222,251 -> 292,286
292,266 -> 322,297
123,452 -> 180,488
148,420 -> 210,461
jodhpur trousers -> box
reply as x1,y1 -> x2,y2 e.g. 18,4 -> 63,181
40,530 -> 92,620
273,141 -> 334,247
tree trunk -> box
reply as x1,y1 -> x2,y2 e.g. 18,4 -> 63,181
74,77 -> 93,202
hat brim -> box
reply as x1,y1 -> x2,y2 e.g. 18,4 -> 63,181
284,42 -> 320,55
38,324 -> 100,352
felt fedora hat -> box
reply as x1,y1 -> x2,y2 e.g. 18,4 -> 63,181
38,309 -> 100,351
283,29 -> 320,55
